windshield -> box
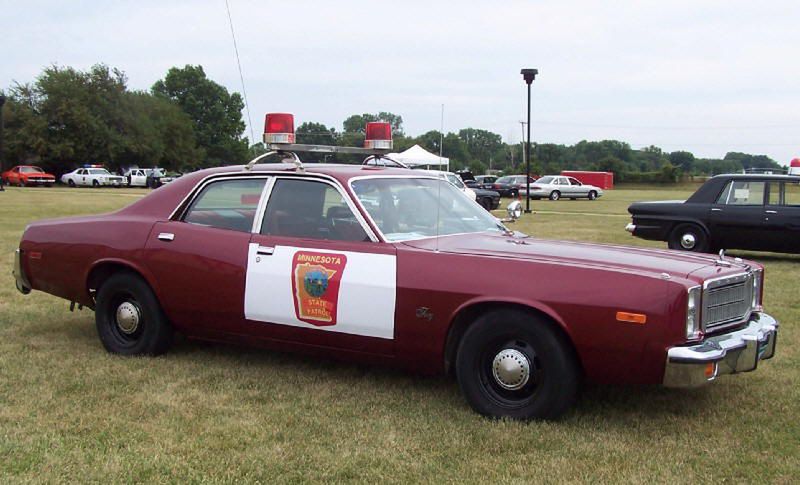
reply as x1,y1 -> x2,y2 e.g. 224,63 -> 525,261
535,176 -> 554,184
88,169 -> 111,175
351,177 -> 506,242
20,167 -> 44,173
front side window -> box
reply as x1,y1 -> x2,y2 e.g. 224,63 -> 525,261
261,179 -> 369,242
445,173 -> 466,189
184,178 -> 267,232
351,177 -> 506,242
716,180 -> 766,205
88,169 -> 111,175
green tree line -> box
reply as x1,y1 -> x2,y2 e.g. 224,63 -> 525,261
1,64 -> 783,181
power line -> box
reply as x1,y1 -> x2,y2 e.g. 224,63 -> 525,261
224,0 -> 255,145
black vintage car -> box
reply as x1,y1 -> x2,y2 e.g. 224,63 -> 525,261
627,174 -> 800,253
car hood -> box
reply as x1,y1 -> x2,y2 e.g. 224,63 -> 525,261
401,232 -> 751,281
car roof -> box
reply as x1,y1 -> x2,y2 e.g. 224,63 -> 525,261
190,163 -> 435,184
711,173 -> 800,181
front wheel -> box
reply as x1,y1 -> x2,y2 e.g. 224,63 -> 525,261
95,272 -> 173,355
455,309 -> 580,420
549,191 -> 561,201
588,190 -> 597,200
92,180 -> 100,188
668,223 -> 709,252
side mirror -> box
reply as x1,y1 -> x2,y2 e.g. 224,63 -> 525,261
502,200 -> 523,222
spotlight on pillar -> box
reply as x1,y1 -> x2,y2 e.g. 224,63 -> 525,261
520,68 -> 537,213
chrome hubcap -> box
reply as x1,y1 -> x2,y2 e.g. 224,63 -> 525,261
680,233 -> 696,249
115,301 -> 141,334
492,349 -> 531,390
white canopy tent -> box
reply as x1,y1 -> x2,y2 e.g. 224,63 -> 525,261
387,144 -> 449,170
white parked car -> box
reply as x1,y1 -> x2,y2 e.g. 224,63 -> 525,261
527,175 -> 603,201
60,167 -> 125,187
123,168 -> 174,188
423,170 -> 477,201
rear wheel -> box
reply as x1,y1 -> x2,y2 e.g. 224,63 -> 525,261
549,191 -> 561,201
480,198 -> 493,211
455,309 -> 580,420
668,223 -> 709,252
95,272 -> 172,355
68,179 -> 76,187
92,180 -> 100,188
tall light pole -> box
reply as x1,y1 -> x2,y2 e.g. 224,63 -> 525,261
520,68 -> 537,213
0,95 -> 6,191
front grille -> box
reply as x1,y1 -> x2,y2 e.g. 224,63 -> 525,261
702,273 -> 753,332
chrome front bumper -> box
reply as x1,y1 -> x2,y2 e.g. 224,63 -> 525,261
663,312 -> 778,387
13,249 -> 31,294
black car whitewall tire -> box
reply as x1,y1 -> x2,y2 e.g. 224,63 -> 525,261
668,223 -> 709,253
455,309 -> 580,420
95,272 -> 172,355
549,191 -> 561,201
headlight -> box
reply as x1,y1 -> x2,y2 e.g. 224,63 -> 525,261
752,269 -> 763,311
686,286 -> 702,339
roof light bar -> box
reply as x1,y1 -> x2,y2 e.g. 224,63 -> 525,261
263,113 -> 296,144
365,122 -> 393,150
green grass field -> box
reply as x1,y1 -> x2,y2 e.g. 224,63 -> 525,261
1,185 -> 798,483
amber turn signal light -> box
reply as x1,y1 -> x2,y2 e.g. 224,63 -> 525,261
615,311 -> 647,324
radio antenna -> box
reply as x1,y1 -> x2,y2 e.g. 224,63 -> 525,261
225,0 -> 256,145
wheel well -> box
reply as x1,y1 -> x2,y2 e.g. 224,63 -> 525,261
443,302 -> 583,376
86,263 -> 147,304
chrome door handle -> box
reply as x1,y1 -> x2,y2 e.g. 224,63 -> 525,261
157,232 -> 175,241
256,245 -> 275,255
765,210 -> 777,214
711,208 -> 722,212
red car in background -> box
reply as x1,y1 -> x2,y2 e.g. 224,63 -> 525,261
2,165 -> 56,187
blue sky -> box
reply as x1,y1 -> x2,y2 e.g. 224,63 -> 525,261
4,0 -> 799,163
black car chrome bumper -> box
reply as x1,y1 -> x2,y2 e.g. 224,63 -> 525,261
13,249 -> 31,294
663,312 -> 778,388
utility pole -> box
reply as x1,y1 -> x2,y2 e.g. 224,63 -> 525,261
520,68 -> 538,213
519,121 -> 527,173
0,95 -> 6,191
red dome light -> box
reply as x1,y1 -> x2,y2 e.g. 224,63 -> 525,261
264,113 -> 296,144
364,122 -> 393,149
790,158 -> 800,175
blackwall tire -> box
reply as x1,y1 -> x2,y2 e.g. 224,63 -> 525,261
668,223 -> 709,253
588,191 -> 597,200
549,191 -> 561,201
68,180 -> 76,187
455,309 -> 580,420
95,272 -> 172,356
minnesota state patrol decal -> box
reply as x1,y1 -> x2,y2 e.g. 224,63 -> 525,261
291,251 -> 347,326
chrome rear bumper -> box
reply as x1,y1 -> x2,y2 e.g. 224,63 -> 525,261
13,249 -> 31,294
663,312 -> 778,388
625,223 -> 636,233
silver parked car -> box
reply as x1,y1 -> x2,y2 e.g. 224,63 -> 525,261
527,175 -> 603,201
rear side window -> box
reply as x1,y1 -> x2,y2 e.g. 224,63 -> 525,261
785,182 -> 800,206
716,180 -> 766,205
184,178 -> 267,232
261,179 -> 369,242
